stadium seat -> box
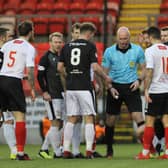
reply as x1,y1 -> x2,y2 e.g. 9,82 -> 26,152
57,0 -> 72,3
157,17 -> 168,28
19,2 -> 36,15
89,0 -> 103,3
160,3 -> 168,14
24,0 -> 38,3
48,18 -> 66,34
3,0 -> 22,15
72,0 -> 88,2
80,17 -> 101,34
99,15 -> 117,35
85,2 -> 103,14
33,18 -> 49,35
3,4 -> 18,15
69,2 -> 86,14
36,2 -> 52,15
34,43 -> 50,58
40,0 -> 55,3
107,1 -> 120,17
0,3 -> 4,14
52,2 -> 69,14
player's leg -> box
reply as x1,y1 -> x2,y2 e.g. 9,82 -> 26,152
159,94 -> 168,159
105,114 -> 116,158
78,90 -> 96,159
63,91 -> 78,158
11,78 -> 30,160
105,89 -> 121,158
135,93 -> 163,159
3,111 -> 17,160
72,116 -> 84,158
49,99 -> 63,158
153,118 -> 165,155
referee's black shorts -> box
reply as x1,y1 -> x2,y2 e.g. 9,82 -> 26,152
0,76 -> 26,113
106,82 -> 142,115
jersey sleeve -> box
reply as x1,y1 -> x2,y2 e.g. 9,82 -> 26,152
37,53 -> 49,92
59,45 -> 66,63
90,43 -> 98,63
101,48 -> 111,68
26,45 -> 36,67
137,46 -> 145,64
145,48 -> 154,69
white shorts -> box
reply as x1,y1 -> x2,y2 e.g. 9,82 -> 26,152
65,90 -> 96,116
44,99 -> 65,120
3,111 -> 14,121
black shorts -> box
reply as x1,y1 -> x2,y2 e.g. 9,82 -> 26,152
146,93 -> 168,116
0,76 -> 26,112
106,82 -> 142,115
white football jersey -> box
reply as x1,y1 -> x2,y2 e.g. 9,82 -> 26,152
145,43 -> 168,93
0,38 -> 36,79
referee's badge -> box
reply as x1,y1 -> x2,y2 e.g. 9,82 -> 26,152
129,61 -> 135,68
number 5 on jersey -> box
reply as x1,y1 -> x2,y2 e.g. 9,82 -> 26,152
7,51 -> 16,67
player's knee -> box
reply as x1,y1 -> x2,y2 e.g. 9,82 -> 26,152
135,121 -> 145,138
4,119 -> 14,125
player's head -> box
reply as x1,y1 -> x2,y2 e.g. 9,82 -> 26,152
18,20 -> 34,42
116,26 -> 130,49
0,27 -> 9,46
71,22 -> 81,41
160,26 -> 168,43
49,32 -> 64,53
141,29 -> 151,48
79,22 -> 96,40
147,26 -> 161,43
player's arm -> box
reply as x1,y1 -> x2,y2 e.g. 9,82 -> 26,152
138,63 -> 146,83
37,55 -> 51,101
144,68 -> 153,103
91,63 -> 111,87
37,56 -> 48,93
0,51 -> 4,70
0,112 -> 4,128
57,62 -> 66,91
27,66 -> 35,101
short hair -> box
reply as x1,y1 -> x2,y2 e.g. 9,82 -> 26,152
117,26 -> 130,36
141,27 -> 149,34
49,32 -> 63,42
80,22 -> 97,34
147,26 -> 161,39
72,22 -> 81,32
161,26 -> 168,31
18,20 -> 33,36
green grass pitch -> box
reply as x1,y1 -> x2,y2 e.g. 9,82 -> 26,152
0,143 -> 167,168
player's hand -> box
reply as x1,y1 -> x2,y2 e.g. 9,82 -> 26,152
109,87 -> 119,99
30,89 -> 36,101
130,80 -> 140,91
0,112 -> 4,128
43,91 -> 51,101
145,89 -> 152,103
105,76 -> 112,84
95,83 -> 103,97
